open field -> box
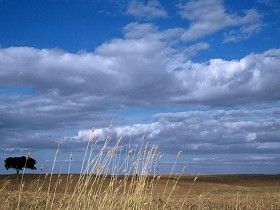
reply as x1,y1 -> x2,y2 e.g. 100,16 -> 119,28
1,174 -> 280,209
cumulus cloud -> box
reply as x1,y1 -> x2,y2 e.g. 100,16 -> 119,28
179,0 -> 262,41
173,49 -> 280,105
127,0 -> 167,19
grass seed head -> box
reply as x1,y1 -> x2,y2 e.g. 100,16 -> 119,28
26,151 -> 30,159
101,146 -> 106,152
117,136 -> 123,144
177,150 -> 182,157
107,149 -> 115,156
106,168 -> 110,174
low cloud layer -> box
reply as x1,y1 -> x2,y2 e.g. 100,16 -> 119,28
76,107 -> 280,154
62,107 -> 280,174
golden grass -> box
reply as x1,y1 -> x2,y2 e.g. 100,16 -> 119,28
1,174 -> 280,209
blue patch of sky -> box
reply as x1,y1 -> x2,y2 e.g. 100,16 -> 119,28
118,105 -> 209,124
0,0 -> 130,52
0,86 -> 35,95
190,27 -> 280,62
1,0 -> 279,59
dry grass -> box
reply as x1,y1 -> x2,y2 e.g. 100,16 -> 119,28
1,127 -> 280,209
1,174 -> 280,209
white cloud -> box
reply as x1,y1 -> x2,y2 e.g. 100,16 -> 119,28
246,133 -> 257,142
127,0 -> 167,19
172,48 -> 280,105
115,123 -> 161,138
179,0 -> 262,41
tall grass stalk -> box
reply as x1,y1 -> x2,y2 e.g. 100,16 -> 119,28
45,143 -> 60,209
16,151 -> 32,210
162,150 -> 182,198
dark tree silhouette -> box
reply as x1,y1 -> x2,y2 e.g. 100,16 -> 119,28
4,156 -> 37,174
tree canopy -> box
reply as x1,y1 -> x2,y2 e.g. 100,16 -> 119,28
4,156 -> 37,174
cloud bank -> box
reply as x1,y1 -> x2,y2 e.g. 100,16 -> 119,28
75,107 -> 280,154
0,44 -> 279,154
1,45 -> 279,109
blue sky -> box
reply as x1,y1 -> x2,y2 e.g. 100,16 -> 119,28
0,0 -> 280,175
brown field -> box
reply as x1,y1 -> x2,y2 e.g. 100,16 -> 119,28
1,173 -> 280,209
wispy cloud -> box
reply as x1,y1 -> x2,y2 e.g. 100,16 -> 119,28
127,0 -> 167,19
178,0 -> 262,41
224,23 -> 262,43
184,42 -> 210,57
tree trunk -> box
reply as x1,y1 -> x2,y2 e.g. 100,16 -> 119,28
16,169 -> 19,174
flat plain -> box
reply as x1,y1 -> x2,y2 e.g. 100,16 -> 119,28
1,174 -> 279,209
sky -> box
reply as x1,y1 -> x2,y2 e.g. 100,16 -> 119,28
0,0 -> 280,175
